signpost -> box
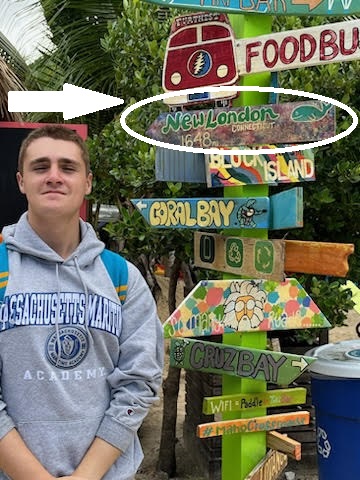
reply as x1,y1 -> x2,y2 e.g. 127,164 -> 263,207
163,278 -> 331,339
170,338 -> 316,385
206,146 -> 315,187
244,449 -> 288,480
194,232 -> 354,278
132,189 -> 303,230
236,19 -> 360,75
146,101 -> 336,147
141,0 -> 360,16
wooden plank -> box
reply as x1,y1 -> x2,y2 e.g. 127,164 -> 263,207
245,449 -> 288,480
285,240 -> 354,277
194,232 -> 286,281
163,278 -> 331,338
170,338 -> 317,385
270,187 -> 303,230
202,387 -> 307,414
155,148 -> 206,183
206,146 -> 315,187
146,101 -> 335,147
131,197 -> 269,229
197,411 -> 310,438
236,20 -> 360,75
194,232 -> 354,277
267,431 -> 302,461
141,0 -> 360,16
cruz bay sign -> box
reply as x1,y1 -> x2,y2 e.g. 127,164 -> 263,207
140,0 -> 360,16
146,101 -> 335,147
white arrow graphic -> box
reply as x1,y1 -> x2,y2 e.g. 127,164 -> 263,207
135,200 -> 147,211
8,83 -> 124,120
291,357 -> 310,372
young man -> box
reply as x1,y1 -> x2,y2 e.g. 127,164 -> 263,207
0,125 -> 164,480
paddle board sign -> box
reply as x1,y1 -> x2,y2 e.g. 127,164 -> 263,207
162,12 -> 239,107
140,0 -> 360,16
236,19 -> 360,75
131,197 -> 270,229
206,145 -> 315,187
202,387 -> 307,414
163,278 -> 331,338
244,449 -> 288,480
146,101 -> 336,147
170,337 -> 317,385
194,232 -> 285,281
194,232 -> 354,278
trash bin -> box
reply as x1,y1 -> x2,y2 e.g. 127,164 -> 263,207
307,340 -> 360,480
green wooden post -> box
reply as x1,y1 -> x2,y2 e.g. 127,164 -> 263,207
222,14 -> 273,480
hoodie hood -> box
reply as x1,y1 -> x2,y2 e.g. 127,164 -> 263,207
2,212 -> 104,268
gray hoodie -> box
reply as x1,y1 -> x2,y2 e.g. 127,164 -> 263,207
0,213 -> 164,479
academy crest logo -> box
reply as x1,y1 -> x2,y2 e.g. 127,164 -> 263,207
46,326 -> 89,369
188,50 -> 212,78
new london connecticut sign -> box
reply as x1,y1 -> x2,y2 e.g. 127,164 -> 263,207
163,278 -> 331,338
141,0 -> 359,16
146,101 -> 335,148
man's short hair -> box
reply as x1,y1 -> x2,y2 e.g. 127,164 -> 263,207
18,125 -> 90,174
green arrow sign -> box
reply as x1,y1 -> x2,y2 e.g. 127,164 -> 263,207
170,338 -> 317,385
140,0 -> 360,16
163,278 -> 330,338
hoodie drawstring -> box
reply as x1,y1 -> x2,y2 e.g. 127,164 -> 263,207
74,256 -> 92,344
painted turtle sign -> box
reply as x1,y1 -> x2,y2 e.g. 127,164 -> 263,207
141,0 -> 360,16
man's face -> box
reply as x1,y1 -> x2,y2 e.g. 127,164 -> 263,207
16,137 -> 92,219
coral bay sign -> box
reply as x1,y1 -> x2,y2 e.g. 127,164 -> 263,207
163,278 -> 330,338
140,0 -> 360,16
170,338 -> 317,385
237,19 -> 360,75
146,101 -> 335,147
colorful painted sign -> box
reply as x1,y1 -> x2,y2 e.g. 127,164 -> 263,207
236,19 -> 360,75
244,449 -> 288,480
132,197 -> 269,229
163,12 -> 238,106
194,232 -> 285,281
146,101 -> 336,147
141,0 -> 360,16
170,337 -> 316,384
270,186 -> 303,230
197,411 -> 310,438
194,232 -> 354,278
163,278 -> 330,338
202,387 -> 307,414
206,145 -> 315,187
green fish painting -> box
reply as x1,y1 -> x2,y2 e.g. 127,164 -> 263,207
291,102 -> 333,122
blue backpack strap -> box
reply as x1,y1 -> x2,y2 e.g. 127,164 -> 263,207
0,242 -> 9,302
100,249 -> 128,305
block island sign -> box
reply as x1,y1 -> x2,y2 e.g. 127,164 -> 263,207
236,19 -> 360,75
170,337 -> 316,385
206,145 -> 315,187
163,278 -> 331,338
146,101 -> 335,148
141,0 -> 360,16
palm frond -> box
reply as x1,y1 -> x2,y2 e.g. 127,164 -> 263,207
0,56 -> 25,121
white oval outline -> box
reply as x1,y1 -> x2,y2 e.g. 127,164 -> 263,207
119,86 -> 358,155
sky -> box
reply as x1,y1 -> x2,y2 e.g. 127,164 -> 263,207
0,0 -> 52,62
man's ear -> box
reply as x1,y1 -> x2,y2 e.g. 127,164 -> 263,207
16,171 -> 25,194
85,172 -> 93,196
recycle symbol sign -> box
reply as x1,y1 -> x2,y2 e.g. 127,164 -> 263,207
317,426 -> 331,458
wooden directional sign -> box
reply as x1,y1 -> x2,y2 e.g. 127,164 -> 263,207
132,197 -> 269,229
236,20 -> 360,75
163,278 -> 331,338
146,101 -> 335,147
270,187 -> 303,230
194,232 -> 354,278
194,232 -> 285,281
170,338 -> 316,385
141,0 -> 360,16
244,449 -> 288,480
197,411 -> 310,438
206,145 -> 315,187
203,387 -> 307,414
